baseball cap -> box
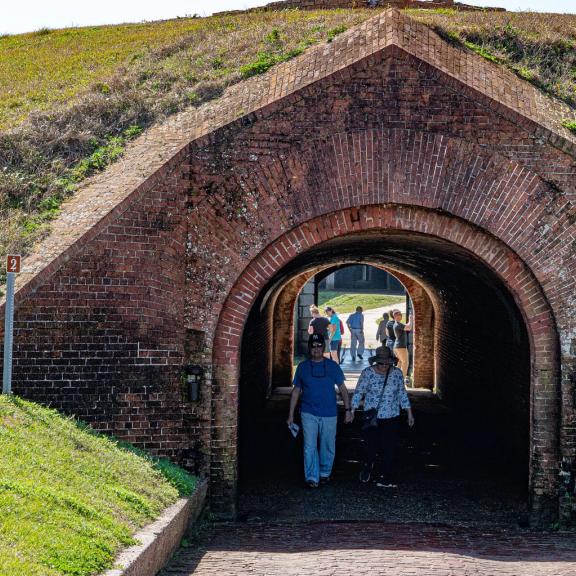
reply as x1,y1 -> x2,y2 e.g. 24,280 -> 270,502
308,333 -> 325,347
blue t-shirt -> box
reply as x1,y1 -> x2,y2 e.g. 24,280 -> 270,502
347,311 -> 363,330
330,315 -> 341,341
293,359 -> 345,417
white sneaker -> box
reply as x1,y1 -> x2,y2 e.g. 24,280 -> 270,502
376,479 -> 398,489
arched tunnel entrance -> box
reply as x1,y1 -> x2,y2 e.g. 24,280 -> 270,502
237,229 -> 532,523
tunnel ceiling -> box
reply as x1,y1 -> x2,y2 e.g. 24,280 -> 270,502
260,230 -> 526,321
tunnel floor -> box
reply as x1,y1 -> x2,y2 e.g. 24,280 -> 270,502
238,388 -> 529,527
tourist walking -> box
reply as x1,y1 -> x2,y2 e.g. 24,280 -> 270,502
308,305 -> 330,355
375,312 -> 389,344
347,306 -> 365,361
351,346 -> 414,487
393,310 -> 412,381
385,309 -> 397,351
287,333 -> 353,488
325,307 -> 342,363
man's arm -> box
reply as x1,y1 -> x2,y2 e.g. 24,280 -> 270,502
287,386 -> 301,426
338,383 -> 353,423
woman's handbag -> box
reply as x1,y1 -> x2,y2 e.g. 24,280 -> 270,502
361,368 -> 391,430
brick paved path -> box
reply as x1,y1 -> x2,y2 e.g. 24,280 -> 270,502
162,522 -> 576,576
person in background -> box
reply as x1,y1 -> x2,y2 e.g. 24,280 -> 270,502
325,307 -> 342,364
393,310 -> 412,382
287,333 -> 353,488
351,346 -> 414,488
385,309 -> 397,352
308,305 -> 330,356
347,306 -> 365,361
376,312 -> 389,345
338,317 -> 345,364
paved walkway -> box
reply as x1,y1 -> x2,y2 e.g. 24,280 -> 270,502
339,300 -> 406,350
161,521 -> 576,576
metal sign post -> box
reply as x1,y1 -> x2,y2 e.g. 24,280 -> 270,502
3,255 -> 20,395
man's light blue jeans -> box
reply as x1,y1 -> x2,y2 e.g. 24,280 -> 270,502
301,412 -> 337,483
350,328 -> 365,358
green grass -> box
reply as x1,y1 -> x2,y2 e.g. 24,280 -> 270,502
0,395 -> 196,576
0,18 -> 214,130
318,291 -> 404,313
563,120 -> 576,134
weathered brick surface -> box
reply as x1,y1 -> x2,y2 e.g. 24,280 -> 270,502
161,522 -> 576,576
1,10 -> 574,523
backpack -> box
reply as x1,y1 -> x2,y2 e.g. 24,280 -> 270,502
340,319 -> 345,335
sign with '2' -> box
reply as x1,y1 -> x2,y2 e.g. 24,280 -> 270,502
6,255 -> 21,274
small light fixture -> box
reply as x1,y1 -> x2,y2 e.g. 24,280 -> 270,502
185,365 -> 203,402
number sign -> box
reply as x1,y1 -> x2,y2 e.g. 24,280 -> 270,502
6,255 -> 21,274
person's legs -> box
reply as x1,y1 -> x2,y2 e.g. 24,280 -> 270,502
375,417 -> 400,485
330,340 -> 339,363
318,416 -> 337,480
394,347 -> 408,376
301,412 -> 320,484
350,329 -> 357,359
357,330 -> 365,358
360,424 -> 379,481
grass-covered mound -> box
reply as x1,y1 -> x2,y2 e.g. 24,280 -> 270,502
0,395 -> 196,576
0,8 -> 575,293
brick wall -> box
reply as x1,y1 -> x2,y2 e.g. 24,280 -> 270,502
392,272 -> 435,390
4,161 -> 200,467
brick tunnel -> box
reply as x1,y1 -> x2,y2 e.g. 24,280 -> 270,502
230,222 -> 539,520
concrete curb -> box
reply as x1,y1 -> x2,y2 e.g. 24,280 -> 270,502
103,479 -> 208,576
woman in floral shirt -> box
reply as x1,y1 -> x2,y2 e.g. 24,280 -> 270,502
351,346 -> 415,487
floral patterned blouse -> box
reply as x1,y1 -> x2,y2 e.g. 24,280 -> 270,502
351,366 -> 411,420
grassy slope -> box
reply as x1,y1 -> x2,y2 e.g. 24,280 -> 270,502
408,8 -> 576,108
0,395 -> 195,576
0,8 -> 574,292
319,291 -> 404,313
0,19 -> 219,130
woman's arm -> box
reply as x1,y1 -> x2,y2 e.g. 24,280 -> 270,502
351,371 -> 368,410
397,370 -> 414,426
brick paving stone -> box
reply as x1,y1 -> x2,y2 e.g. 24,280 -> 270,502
161,522 -> 576,576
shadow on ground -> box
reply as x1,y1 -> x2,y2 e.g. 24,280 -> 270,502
239,388 -> 528,527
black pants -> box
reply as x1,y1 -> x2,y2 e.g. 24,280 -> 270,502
361,417 -> 400,482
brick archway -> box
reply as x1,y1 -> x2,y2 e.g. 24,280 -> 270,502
212,204 -> 559,522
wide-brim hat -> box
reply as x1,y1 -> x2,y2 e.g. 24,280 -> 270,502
368,346 -> 396,365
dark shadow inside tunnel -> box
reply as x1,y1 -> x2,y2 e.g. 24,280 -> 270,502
237,230 -> 530,523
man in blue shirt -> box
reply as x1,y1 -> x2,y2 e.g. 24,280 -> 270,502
287,333 -> 353,488
346,306 -> 365,361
